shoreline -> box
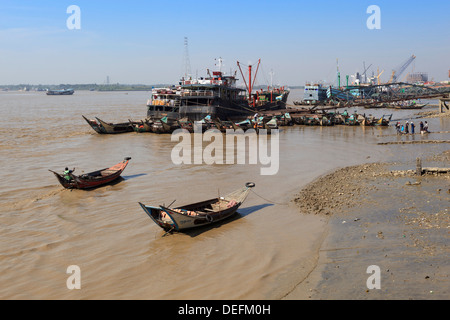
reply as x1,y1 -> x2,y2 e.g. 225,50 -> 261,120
285,150 -> 449,299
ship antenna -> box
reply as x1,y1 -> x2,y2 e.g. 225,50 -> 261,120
183,37 -> 192,79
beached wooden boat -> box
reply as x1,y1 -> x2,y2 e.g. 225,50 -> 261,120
49,157 -> 131,189
344,113 -> 360,126
139,182 -> 255,232
82,115 -> 134,134
374,114 -> 392,126
393,103 -> 427,110
291,115 -> 304,125
259,117 -> 278,133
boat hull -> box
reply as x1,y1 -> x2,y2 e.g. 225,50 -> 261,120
139,182 -> 255,232
50,157 -> 131,189
82,116 -> 134,134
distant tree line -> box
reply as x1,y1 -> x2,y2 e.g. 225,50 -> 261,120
0,84 -> 172,91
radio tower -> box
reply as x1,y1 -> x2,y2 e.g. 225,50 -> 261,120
182,37 -> 192,79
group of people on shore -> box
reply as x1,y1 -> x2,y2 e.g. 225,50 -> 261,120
395,120 -> 429,135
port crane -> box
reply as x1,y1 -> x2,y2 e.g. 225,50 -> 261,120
388,55 -> 416,83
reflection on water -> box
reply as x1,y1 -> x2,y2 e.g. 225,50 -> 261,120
0,90 -> 448,299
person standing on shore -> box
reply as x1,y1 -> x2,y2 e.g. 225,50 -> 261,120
395,121 -> 401,134
424,121 -> 429,133
405,121 -> 409,134
410,121 -> 415,134
420,121 -> 424,133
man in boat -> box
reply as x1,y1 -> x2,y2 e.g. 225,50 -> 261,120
253,113 -> 259,128
63,167 -> 75,181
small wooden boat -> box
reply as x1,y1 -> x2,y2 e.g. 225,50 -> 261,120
94,117 -> 135,134
82,115 -> 134,134
374,114 -> 392,126
49,157 -> 131,189
235,119 -> 254,130
129,118 -> 154,132
139,182 -> 255,233
259,117 -> 278,133
345,113 -> 360,126
159,117 -> 180,133
212,118 -> 239,132
393,103 -> 428,110
177,118 -> 211,133
82,115 -> 104,133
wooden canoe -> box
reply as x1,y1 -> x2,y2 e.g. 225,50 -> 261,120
82,115 -> 134,134
139,182 -> 255,232
82,115 -> 104,133
129,118 -> 154,132
94,117 -> 134,134
49,157 -> 131,189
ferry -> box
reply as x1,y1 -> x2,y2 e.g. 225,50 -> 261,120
46,88 -> 74,95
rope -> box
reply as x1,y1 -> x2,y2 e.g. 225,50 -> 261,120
249,189 -> 289,206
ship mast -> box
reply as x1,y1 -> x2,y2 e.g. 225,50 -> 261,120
237,59 -> 261,107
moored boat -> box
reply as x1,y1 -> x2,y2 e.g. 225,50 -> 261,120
159,116 -> 181,133
374,114 -> 393,126
129,118 -> 154,133
49,157 -> 131,189
82,115 -> 135,134
393,103 -> 428,110
138,182 -> 255,233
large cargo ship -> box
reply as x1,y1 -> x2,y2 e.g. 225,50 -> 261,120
146,58 -> 288,121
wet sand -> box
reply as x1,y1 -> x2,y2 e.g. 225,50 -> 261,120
286,151 -> 449,299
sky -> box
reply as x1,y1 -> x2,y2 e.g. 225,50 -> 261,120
0,0 -> 449,86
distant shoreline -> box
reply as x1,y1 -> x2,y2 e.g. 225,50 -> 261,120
0,84 -> 168,92
0,84 -> 305,92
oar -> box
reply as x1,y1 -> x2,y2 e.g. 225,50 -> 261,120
162,226 -> 175,237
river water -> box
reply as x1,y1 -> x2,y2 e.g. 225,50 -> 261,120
0,89 -> 448,299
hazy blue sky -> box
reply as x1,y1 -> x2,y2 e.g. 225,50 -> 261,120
1,0 -> 449,86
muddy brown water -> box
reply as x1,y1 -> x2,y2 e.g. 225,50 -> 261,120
0,89 -> 448,299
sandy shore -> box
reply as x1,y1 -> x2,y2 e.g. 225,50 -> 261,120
285,150 -> 449,299
417,109 -> 450,119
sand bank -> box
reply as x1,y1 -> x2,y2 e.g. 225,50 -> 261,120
285,151 -> 449,299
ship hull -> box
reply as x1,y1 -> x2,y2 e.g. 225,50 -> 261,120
147,99 -> 252,121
